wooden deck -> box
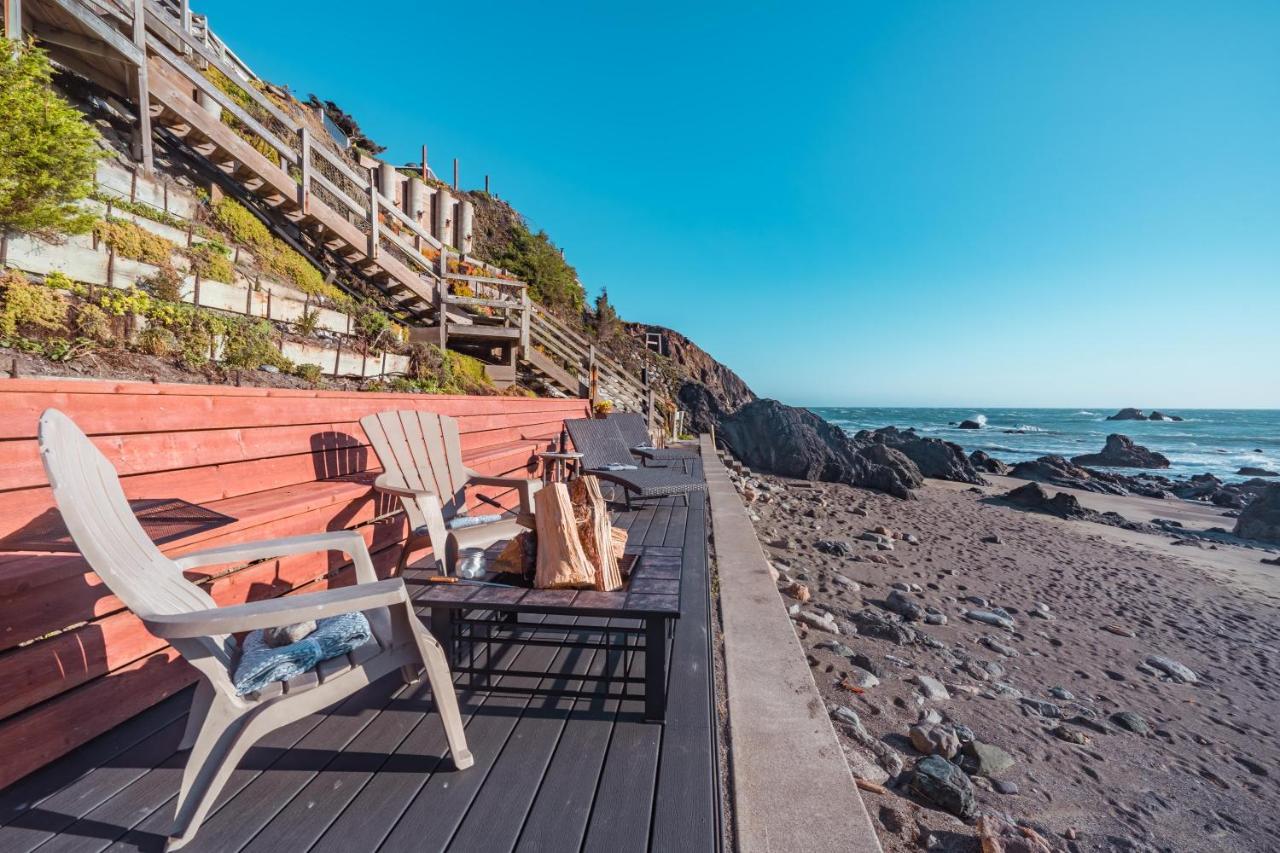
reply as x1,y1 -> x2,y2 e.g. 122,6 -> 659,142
0,488 -> 719,853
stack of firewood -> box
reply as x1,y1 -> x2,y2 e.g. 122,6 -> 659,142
493,476 -> 627,590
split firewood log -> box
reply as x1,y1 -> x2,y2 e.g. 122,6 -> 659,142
569,476 -> 623,591
533,483 -> 595,589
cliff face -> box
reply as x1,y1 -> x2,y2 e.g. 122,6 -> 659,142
629,324 -> 756,433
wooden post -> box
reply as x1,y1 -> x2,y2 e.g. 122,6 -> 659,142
484,174 -> 489,194
588,345 -> 598,407
4,0 -> 21,40
421,144 -> 428,181
452,158 -> 458,190
180,0 -> 191,34
436,249 -> 448,350
367,177 -> 380,260
130,0 -> 154,174
298,126 -> 311,214
519,289 -> 531,351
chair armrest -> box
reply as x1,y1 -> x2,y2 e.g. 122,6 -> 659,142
144,579 -> 409,639
174,530 -> 379,585
465,469 -> 542,515
373,473 -> 433,499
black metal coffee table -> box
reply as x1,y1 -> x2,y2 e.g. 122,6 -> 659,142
418,547 -> 683,721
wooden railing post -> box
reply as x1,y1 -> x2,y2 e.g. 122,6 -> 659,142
5,0 -> 22,40
436,248 -> 449,350
298,125 -> 310,214
367,177 -> 379,260
587,345 -> 598,406
519,290 -> 531,352
131,0 -> 153,173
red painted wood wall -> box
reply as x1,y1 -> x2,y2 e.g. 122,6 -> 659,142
0,378 -> 587,789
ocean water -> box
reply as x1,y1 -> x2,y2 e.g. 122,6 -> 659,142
811,408 -> 1280,483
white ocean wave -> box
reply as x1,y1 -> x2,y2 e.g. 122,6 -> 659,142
1075,410 -> 1096,416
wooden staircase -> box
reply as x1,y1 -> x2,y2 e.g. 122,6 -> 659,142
21,0 -> 652,408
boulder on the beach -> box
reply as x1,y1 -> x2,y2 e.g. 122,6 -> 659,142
1003,481 -> 1090,518
1239,467 -> 1279,477
1071,434 -> 1171,469
1107,407 -> 1149,421
957,419 -> 983,430
717,399 -> 924,499
910,755 -> 976,818
854,426 -> 987,486
1235,483 -> 1280,544
969,450 -> 1010,475
1008,455 -> 1129,495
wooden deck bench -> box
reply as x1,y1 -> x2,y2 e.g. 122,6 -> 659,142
0,378 -> 587,789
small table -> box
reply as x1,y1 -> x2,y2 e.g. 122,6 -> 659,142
418,548 -> 682,721
537,450 -> 584,483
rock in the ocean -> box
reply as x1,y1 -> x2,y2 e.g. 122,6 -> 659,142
969,450 -> 1011,475
960,739 -> 1015,777
1107,408 -> 1149,421
1111,711 -> 1150,734
1071,434 -> 1171,469
910,755 -> 976,819
1235,483 -> 1280,545
1145,655 -> 1198,684
1238,467 -> 1278,477
718,400 -> 925,498
958,419 -> 983,430
853,426 -> 988,485
1149,411 -> 1184,422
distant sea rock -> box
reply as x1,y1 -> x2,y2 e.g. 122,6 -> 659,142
718,399 -> 923,499
1235,484 -> 1280,544
958,419 -> 983,430
1238,467 -> 1279,477
1107,408 -> 1149,421
1071,434 -> 1171,469
1105,408 -> 1183,421
969,450 -> 1010,475
854,426 -> 987,486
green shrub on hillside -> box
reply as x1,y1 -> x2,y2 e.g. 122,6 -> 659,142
94,218 -> 177,265
489,223 -> 584,313
0,270 -> 67,340
188,240 -> 234,283
0,42 -> 102,238
210,197 -> 342,301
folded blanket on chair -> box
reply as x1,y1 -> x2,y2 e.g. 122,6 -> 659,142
446,513 -> 503,530
233,611 -> 373,696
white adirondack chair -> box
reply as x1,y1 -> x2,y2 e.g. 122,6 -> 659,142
36,409 -> 472,851
360,410 -> 542,574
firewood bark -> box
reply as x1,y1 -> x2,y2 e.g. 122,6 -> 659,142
533,483 -> 595,589
570,476 -> 623,591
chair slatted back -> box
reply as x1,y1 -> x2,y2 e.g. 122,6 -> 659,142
38,409 -> 217,620
607,412 -> 652,448
360,410 -> 469,528
564,418 -> 637,470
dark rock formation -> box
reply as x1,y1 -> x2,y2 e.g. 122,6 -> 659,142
718,399 -> 923,499
958,419 -> 983,430
1071,434 -> 1171,469
1239,467 -> 1279,477
854,426 -> 987,486
1008,455 -> 1129,495
677,381 -> 729,437
1003,482 -> 1153,532
1107,408 -> 1149,421
632,324 -> 755,435
1149,411 -> 1183,422
910,755 -> 976,819
969,450 -> 1010,475
1236,484 -> 1280,544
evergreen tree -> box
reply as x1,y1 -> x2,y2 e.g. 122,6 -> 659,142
0,41 -> 102,238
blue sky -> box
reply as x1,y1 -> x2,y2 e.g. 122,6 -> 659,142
207,1 -> 1279,408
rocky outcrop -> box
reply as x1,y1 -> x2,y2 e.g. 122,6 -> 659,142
632,324 -> 755,435
1105,408 -> 1182,421
1071,434 -> 1170,469
1239,467 -> 1278,477
1003,482 -> 1152,532
957,419 -> 983,430
1235,484 -> 1280,544
854,427 -> 987,486
718,399 -> 924,499
1007,455 -> 1129,495
969,450 -> 1010,475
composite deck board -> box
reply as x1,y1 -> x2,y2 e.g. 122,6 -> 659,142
0,491 -> 719,853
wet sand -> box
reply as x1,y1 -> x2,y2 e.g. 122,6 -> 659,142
742,472 -> 1280,852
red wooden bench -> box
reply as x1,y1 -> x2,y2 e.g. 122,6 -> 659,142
0,378 -> 587,789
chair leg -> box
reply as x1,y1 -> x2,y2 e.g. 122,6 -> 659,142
168,703 -> 256,850
407,613 -> 472,770
178,679 -> 214,750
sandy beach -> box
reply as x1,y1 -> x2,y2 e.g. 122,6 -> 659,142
746,472 -> 1280,852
